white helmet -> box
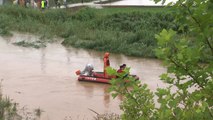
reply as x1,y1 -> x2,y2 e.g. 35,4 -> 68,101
86,64 -> 94,70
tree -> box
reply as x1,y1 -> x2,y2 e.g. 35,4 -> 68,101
107,0 -> 213,119
107,67 -> 155,120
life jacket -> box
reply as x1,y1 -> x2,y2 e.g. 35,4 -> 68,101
104,58 -> 110,67
103,52 -> 110,78
41,0 -> 45,8
117,69 -> 123,73
103,52 -> 110,67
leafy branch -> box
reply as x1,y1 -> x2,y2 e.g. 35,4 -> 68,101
180,2 -> 213,55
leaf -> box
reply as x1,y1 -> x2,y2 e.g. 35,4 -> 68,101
177,53 -> 183,60
196,109 -> 201,113
111,93 -> 118,99
155,29 -> 177,46
106,67 -> 117,75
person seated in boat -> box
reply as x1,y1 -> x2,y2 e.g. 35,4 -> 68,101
103,52 -> 110,78
117,64 -> 126,73
117,64 -> 129,79
81,64 -> 94,76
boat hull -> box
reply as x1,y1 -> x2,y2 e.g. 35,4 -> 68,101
78,75 -> 110,84
77,72 -> 139,84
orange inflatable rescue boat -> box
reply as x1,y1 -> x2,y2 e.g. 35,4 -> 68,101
75,52 -> 139,84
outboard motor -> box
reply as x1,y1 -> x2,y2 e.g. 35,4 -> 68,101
80,64 -> 94,76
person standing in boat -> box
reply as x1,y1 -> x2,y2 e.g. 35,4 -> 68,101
103,52 -> 110,78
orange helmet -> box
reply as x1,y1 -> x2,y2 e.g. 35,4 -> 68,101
104,52 -> 110,58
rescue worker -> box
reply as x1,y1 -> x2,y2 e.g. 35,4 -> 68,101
81,64 -> 94,76
103,52 -> 110,78
37,0 -> 41,8
117,64 -> 126,73
41,0 -> 45,10
44,0 -> 46,8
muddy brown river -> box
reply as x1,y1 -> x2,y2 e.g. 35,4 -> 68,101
0,33 -> 166,120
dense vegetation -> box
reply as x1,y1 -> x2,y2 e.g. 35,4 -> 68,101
0,5 -> 174,57
0,97 -> 18,120
108,0 -> 213,119
0,82 -> 18,120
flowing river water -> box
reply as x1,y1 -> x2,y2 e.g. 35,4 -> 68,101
0,33 -> 167,120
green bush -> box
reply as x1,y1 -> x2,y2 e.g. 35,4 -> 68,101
0,15 -> 11,36
71,7 -> 96,21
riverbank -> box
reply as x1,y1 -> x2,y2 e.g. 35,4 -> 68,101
0,5 -> 175,57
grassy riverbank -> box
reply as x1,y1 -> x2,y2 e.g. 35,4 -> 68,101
0,5 -> 175,57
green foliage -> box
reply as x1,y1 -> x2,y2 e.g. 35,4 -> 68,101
154,0 -> 213,118
0,82 -> 18,120
0,14 -> 12,36
0,97 -> 17,120
0,5 -> 174,58
72,7 -> 96,21
93,12 -> 174,32
107,67 -> 155,120
62,7 -> 175,57
108,0 -> 213,119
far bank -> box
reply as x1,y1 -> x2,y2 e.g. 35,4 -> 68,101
0,5 -> 176,57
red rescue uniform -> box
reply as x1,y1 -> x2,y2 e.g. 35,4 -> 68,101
103,52 -> 110,78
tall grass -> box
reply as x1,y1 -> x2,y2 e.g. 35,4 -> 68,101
0,80 -> 18,120
0,5 -> 176,57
